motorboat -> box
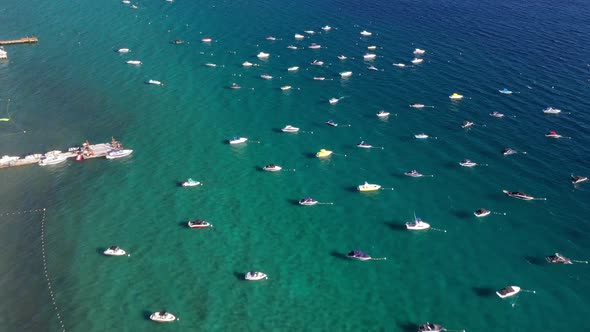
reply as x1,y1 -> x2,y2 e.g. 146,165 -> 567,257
299,197 -> 318,205
39,151 -> 67,166
474,208 -> 491,217
503,190 -> 534,200
150,310 -> 176,322
257,52 -> 270,59
545,130 -> 562,138
411,58 -> 423,64
405,215 -> 431,230
316,149 -> 333,158
571,175 -> 588,184
188,219 -> 211,228
122,0 -> 131,3
489,111 -> 504,118
414,133 -> 429,139
363,53 -> 376,60
459,159 -> 477,167
367,65 -> 379,71
266,36 -> 277,41
462,121 -> 474,128
325,120 -> 338,127
449,93 -> 463,100
347,250 -> 371,261
321,25 -> 332,31
106,149 -> 133,159
337,55 -> 348,60
410,103 -> 425,108
201,38 -> 212,42
103,246 -> 126,256
413,48 -> 426,55
393,63 -> 406,68
357,141 -> 372,148
502,148 -> 517,155
543,107 -> 561,114
329,98 -> 340,104
245,271 -> 268,280
205,63 -> 217,67
287,45 -> 298,50
0,155 -> 19,164
230,83 -> 241,89
287,66 -> 299,71
126,60 -> 142,65
311,60 -> 324,66
117,48 -> 130,53
358,182 -> 381,192
360,30 -> 372,36
304,30 -> 315,34
280,86 -> 292,91
281,125 -> 300,133
313,77 -> 326,81
404,170 -> 424,177
339,71 -> 353,77
146,80 -> 163,85
367,46 -> 377,50
308,43 -> 321,49
229,137 -> 248,145
499,88 -> 513,94
0,48 -> 7,60
181,178 -> 201,187
294,34 -> 305,39
263,164 -> 282,172
242,61 -> 254,67
260,74 -> 273,80
377,110 -> 390,117
171,39 -> 185,44
418,322 -> 444,332
545,253 -> 572,264
496,286 -> 521,298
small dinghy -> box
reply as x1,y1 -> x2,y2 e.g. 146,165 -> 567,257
325,120 -> 338,127
503,190 -> 534,200
571,175 -> 588,184
263,164 -> 282,172
406,215 -> 431,230
337,55 -> 348,60
181,178 -> 201,187
449,93 -> 463,100
358,181 -> 381,192
188,219 -> 211,228
363,53 -> 376,60
462,121 -> 474,128
496,285 -> 521,298
103,246 -> 126,256
545,253 -> 572,264
489,111 -> 504,118
347,249 -> 372,261
543,107 -> 561,114
474,208 -> 491,217
404,170 -> 425,177
360,30 -> 372,36
150,310 -> 176,323
257,52 -> 270,59
410,103 -> 425,109
377,110 -> 390,117
229,136 -> 248,145
357,141 -> 372,149
281,125 -> 300,133
260,74 -> 273,80
245,271 -> 268,280
146,79 -> 163,86
298,197 -> 318,206
287,66 -> 299,71
413,48 -> 426,55
411,58 -> 423,64
316,149 -> 333,158
414,133 -> 429,139
545,130 -> 562,138
459,159 -> 477,167
499,88 -> 513,94
502,148 -> 518,155
393,63 -> 406,68
417,322 -> 445,332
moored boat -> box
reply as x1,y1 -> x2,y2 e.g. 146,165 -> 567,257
496,285 -> 521,298
377,110 -> 390,117
106,149 -> 133,159
543,107 -> 561,114
339,71 -> 353,77
449,92 -> 463,100
316,149 -> 333,158
459,159 -> 477,167
571,175 -> 588,184
347,249 -> 371,260
406,215 -> 431,230
545,253 -> 572,264
245,271 -> 268,280
150,310 -> 176,323
103,246 -> 126,256
358,181 -> 381,191
503,190 -> 534,200
474,208 -> 491,217
229,137 -> 248,145
262,164 -> 282,172
298,197 -> 318,205
38,151 -> 67,166
188,219 -> 211,228
181,178 -> 201,187
257,52 -> 270,59
281,125 -> 300,133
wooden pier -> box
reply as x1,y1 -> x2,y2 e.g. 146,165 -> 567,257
0,37 -> 39,46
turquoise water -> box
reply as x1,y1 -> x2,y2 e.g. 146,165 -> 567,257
1,0 -> 590,331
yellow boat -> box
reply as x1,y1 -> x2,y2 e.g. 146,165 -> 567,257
316,149 -> 333,158
449,92 -> 464,100
358,182 -> 381,192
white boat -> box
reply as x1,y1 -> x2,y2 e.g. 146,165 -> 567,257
358,181 -> 381,191
449,93 -> 463,100
280,86 -> 292,91
414,133 -> 429,139
377,110 -> 390,117
201,38 -> 212,43
311,60 -> 324,66
304,30 -> 315,34
496,286 -> 521,298
411,58 -> 424,65
229,137 -> 248,145
503,190 -> 534,200
462,121 -> 474,128
499,88 -> 512,94
543,107 -> 561,114
130,4 -> 138,9
325,120 -> 338,127
146,79 -> 163,85
229,83 -> 241,89
260,74 -> 273,80
545,130 -> 562,138
357,141 -> 372,149
321,25 -> 332,31
294,34 -> 305,39
360,30 -> 372,36
39,151 -> 67,166
571,175 -> 588,184
257,52 -> 270,59
106,149 -> 133,159
126,60 -> 142,65
150,310 -> 176,323
205,63 -> 217,67
308,43 -> 321,49
474,208 -> 491,217
0,155 -> 19,164
367,65 -> 379,71
413,48 -> 426,55
329,98 -> 340,104
242,61 -> 254,67
489,111 -> 504,118
404,170 -> 424,177
545,253 -> 573,264
287,45 -> 298,50
406,215 -> 431,230
418,323 -> 445,332
187,220 -> 211,228
313,77 -> 326,81
287,66 -> 299,71
347,250 -> 372,261
337,55 -> 347,60
459,159 -> 477,167
266,36 -> 277,41
117,48 -> 130,53
393,63 -> 406,68
263,164 -> 282,172
502,148 -> 518,155
0,47 -> 7,60
281,125 -> 300,133
103,246 -> 126,256
245,271 -> 268,280
299,197 -> 318,205
339,71 -> 352,77
121,0 -> 130,4
363,53 -> 376,60
181,178 -> 201,187
367,45 -> 377,50
410,103 -> 425,108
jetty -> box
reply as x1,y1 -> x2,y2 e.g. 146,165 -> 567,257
0,137 -> 129,169
0,37 -> 39,46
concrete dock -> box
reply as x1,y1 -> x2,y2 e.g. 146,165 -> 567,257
0,37 -> 39,46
